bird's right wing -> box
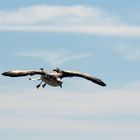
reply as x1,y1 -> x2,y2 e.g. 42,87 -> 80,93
53,69 -> 106,87
2,70 -> 46,77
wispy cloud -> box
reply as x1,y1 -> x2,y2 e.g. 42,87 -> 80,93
112,43 -> 140,61
16,49 -> 92,66
0,4 -> 140,36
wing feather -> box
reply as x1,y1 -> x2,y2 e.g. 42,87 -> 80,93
58,70 -> 106,86
2,70 -> 46,77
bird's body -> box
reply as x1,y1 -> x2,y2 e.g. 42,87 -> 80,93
2,68 -> 106,89
40,74 -> 62,87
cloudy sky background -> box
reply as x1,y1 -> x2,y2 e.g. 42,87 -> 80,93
0,0 -> 140,140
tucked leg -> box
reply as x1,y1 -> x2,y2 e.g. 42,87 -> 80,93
42,83 -> 47,88
60,84 -> 62,88
36,81 -> 43,89
59,81 -> 63,88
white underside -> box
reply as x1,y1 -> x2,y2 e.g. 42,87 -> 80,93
41,75 -> 61,87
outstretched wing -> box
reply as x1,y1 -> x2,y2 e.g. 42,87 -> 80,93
56,69 -> 106,86
2,70 -> 46,77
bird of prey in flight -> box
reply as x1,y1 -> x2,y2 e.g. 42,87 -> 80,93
2,68 -> 106,89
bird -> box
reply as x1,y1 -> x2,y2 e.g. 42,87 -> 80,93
2,68 -> 106,89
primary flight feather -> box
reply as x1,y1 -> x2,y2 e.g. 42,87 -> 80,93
2,68 -> 106,88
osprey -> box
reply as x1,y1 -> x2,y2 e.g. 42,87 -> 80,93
2,68 -> 106,89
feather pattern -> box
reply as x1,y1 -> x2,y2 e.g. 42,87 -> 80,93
2,70 -> 46,77
2,68 -> 106,87
53,69 -> 106,86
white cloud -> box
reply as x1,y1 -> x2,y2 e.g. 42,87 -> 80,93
112,43 -> 140,61
0,5 -> 118,26
1,25 -> 140,37
1,79 -> 140,116
0,4 -> 140,36
0,87 -> 140,133
16,50 -> 92,66
0,116 -> 140,133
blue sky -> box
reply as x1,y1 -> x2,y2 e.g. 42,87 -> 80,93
0,0 -> 140,140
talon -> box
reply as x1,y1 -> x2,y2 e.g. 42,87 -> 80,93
42,83 -> 46,88
36,81 -> 43,89
36,84 -> 40,89
59,82 -> 63,88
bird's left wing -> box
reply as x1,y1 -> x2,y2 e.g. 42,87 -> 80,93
2,70 -> 46,77
54,69 -> 106,87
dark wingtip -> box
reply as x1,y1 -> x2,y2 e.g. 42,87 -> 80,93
102,82 -> 106,87
100,80 -> 106,86
2,72 -> 8,76
1,71 -> 13,77
98,80 -> 106,87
